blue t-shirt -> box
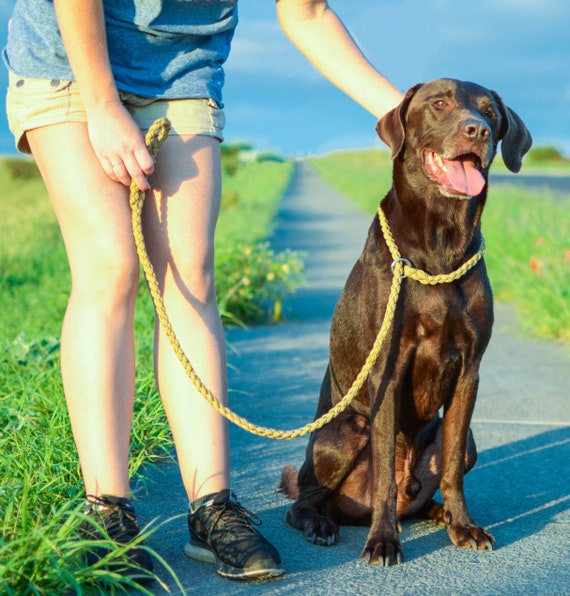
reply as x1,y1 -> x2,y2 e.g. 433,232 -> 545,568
3,0 -> 238,106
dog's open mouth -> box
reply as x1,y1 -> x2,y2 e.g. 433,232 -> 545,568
424,151 -> 486,197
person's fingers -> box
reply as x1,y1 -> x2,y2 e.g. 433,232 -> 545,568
100,158 -> 128,187
111,160 -> 133,188
134,146 -> 155,176
87,102 -> 155,191
123,151 -> 153,191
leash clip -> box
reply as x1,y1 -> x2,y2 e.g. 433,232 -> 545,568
390,257 -> 413,278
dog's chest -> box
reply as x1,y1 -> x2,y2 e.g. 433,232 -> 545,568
404,292 -> 479,349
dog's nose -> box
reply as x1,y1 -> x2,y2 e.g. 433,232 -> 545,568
463,118 -> 491,141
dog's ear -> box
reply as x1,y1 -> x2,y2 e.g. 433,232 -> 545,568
376,84 -> 422,159
491,91 -> 533,173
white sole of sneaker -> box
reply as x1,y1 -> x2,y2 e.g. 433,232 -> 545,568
184,541 -> 216,564
184,541 -> 284,580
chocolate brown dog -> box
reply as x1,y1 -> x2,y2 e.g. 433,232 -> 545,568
280,78 -> 532,566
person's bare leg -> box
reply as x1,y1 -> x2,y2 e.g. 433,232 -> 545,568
27,123 -> 138,498
143,135 -> 229,501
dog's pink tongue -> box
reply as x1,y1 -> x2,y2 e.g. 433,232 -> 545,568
443,158 -> 486,196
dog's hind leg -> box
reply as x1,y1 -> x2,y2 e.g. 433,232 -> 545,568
400,420 -> 478,523
285,409 -> 370,546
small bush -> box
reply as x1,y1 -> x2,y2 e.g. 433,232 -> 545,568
221,142 -> 254,177
216,242 -> 305,325
221,188 -> 240,210
4,158 -> 41,180
526,145 -> 566,163
256,151 -> 285,163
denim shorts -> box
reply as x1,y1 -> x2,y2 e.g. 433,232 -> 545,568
6,72 -> 226,154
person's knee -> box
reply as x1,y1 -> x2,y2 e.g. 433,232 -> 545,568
171,247 -> 217,306
70,245 -> 140,307
181,263 -> 217,307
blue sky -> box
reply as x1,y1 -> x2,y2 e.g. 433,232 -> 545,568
1,0 -> 569,157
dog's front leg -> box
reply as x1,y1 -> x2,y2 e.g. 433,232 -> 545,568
440,371 -> 495,551
361,373 -> 403,567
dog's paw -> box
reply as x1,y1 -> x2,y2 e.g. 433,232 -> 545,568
361,535 -> 404,567
285,507 -> 339,546
302,514 -> 339,546
447,522 -> 495,551
417,500 -> 446,525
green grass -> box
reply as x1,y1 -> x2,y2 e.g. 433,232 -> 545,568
311,149 -> 570,345
484,184 -> 570,343
0,156 -> 299,594
310,149 -> 394,213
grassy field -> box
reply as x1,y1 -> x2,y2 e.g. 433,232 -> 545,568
0,155 -> 299,594
310,149 -> 570,345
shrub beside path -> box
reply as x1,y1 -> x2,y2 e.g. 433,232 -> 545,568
134,162 -> 570,595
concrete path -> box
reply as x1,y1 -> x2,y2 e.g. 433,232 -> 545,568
134,162 -> 570,595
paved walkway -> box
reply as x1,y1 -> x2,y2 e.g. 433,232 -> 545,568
134,162 -> 570,595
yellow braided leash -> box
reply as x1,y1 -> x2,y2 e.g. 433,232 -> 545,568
131,118 -> 484,440
377,207 -> 486,284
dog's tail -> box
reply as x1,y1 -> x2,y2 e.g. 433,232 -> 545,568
279,465 -> 299,500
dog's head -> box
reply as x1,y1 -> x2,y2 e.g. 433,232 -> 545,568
376,78 -> 532,198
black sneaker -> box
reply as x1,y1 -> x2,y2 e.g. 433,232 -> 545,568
185,489 -> 284,580
79,495 -> 154,581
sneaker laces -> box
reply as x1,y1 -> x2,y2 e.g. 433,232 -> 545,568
205,495 -> 263,542
84,495 -> 140,543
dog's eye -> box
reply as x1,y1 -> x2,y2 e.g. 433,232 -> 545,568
483,107 -> 497,119
434,99 -> 448,109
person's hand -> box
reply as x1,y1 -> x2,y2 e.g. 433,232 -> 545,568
87,100 -> 155,192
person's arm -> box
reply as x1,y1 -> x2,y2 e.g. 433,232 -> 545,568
275,0 -> 403,119
53,0 -> 154,190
